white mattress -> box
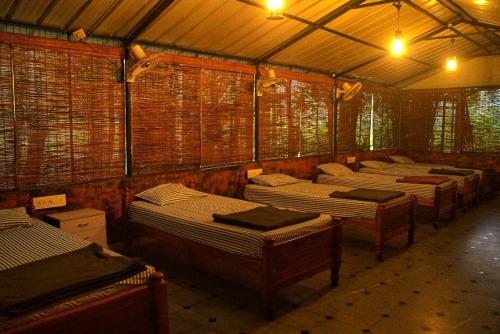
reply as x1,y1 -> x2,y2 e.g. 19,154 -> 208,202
359,166 -> 476,188
392,163 -> 483,178
244,181 -> 411,220
316,172 -> 454,200
128,194 -> 333,259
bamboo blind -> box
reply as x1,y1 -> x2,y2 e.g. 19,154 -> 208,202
131,54 -> 255,175
258,70 -> 333,160
0,42 -> 16,190
0,33 -> 125,189
464,88 -> 500,153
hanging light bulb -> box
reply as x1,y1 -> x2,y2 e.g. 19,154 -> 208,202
390,1 -> 406,57
445,24 -> 458,73
266,0 -> 284,20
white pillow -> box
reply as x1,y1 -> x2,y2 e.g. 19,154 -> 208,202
389,155 -> 414,164
317,163 -> 353,176
135,183 -> 207,206
250,174 -> 301,187
360,160 -> 391,170
0,207 -> 32,230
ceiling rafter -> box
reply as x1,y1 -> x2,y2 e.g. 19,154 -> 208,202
355,0 -> 393,9
125,0 -> 177,44
460,19 -> 500,31
86,0 -> 124,35
36,0 -> 60,25
238,0 -> 434,70
402,0 -> 491,54
64,0 -> 94,32
436,0 -> 500,47
5,0 -> 21,20
335,23 -> 453,77
254,0 -> 367,63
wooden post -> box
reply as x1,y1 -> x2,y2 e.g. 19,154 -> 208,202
433,186 -> 441,229
261,238 -> 275,320
331,218 -> 342,287
375,205 -> 385,261
408,195 -> 416,245
150,272 -> 169,334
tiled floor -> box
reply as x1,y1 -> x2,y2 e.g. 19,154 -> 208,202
128,196 -> 500,334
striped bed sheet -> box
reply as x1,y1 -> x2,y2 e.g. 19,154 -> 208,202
359,167 -> 476,188
0,220 -> 154,329
316,172 -> 454,200
244,181 -> 412,220
391,163 -> 483,178
129,194 -> 333,259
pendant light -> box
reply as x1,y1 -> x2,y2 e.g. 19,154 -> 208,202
391,1 -> 406,58
445,24 -> 458,73
266,0 -> 284,20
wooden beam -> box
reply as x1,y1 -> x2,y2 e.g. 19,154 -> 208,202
64,0 -> 94,31
256,0 -> 366,63
5,0 -> 21,20
336,55 -> 386,77
125,0 -> 176,44
36,0 -> 60,25
86,0 -> 124,35
424,33 -> 482,41
437,0 -> 500,47
402,0 -> 491,54
461,19 -> 500,31
355,0 -> 393,9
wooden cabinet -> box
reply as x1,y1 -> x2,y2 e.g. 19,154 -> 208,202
46,208 -> 107,247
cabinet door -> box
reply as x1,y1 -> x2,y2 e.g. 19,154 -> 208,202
61,215 -> 105,234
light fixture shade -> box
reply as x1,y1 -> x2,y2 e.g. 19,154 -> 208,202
446,56 -> 457,73
266,0 -> 284,19
391,30 -> 405,57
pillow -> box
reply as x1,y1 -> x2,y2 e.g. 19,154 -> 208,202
135,183 -> 207,206
0,207 -> 32,230
317,163 -> 353,176
360,160 -> 391,170
389,155 -> 415,164
250,174 -> 301,187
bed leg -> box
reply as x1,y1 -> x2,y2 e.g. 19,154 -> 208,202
451,182 -> 457,220
330,219 -> 342,287
408,196 -> 416,244
261,239 -> 275,321
375,206 -> 385,261
151,272 -> 169,334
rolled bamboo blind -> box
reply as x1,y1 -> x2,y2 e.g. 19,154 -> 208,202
0,33 -> 125,189
0,42 -> 16,190
258,70 -> 333,160
131,54 -> 255,174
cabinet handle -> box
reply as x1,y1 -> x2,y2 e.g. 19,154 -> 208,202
78,223 -> 89,228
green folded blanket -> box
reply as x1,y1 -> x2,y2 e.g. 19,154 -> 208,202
0,243 -> 145,316
429,168 -> 474,176
213,206 -> 320,231
330,188 -> 405,203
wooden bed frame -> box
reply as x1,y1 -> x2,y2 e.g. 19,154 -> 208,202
0,201 -> 169,334
458,174 -> 480,209
123,187 -> 342,320
479,169 -> 496,200
3,273 -> 168,334
312,169 -> 457,229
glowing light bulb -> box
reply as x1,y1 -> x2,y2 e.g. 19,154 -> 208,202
267,0 -> 284,19
391,31 -> 405,57
446,56 -> 457,72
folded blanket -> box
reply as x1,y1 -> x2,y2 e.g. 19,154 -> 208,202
0,243 -> 145,316
429,168 -> 474,176
396,175 -> 451,185
213,206 -> 319,231
330,188 -> 405,203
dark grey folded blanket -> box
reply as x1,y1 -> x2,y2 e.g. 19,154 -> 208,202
429,168 -> 474,176
0,243 -> 145,316
213,206 -> 320,231
330,188 -> 405,203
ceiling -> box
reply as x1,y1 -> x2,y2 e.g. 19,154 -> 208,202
1,0 -> 499,87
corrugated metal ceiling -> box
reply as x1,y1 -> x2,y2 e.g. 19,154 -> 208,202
0,0 -> 498,87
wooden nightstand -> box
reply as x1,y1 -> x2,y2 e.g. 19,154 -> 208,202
45,208 -> 108,248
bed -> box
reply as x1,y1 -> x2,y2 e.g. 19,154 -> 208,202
388,155 -> 494,199
243,176 -> 416,261
123,184 -> 342,320
358,161 -> 479,209
313,165 -> 457,226
0,216 -> 168,334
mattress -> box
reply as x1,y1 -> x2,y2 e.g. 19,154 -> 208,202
393,163 -> 483,178
316,172 -> 454,200
0,220 -> 154,329
244,181 -> 411,220
359,167 -> 476,188
128,194 -> 333,259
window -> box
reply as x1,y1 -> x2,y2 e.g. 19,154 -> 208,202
465,88 -> 500,153
431,99 -> 456,153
